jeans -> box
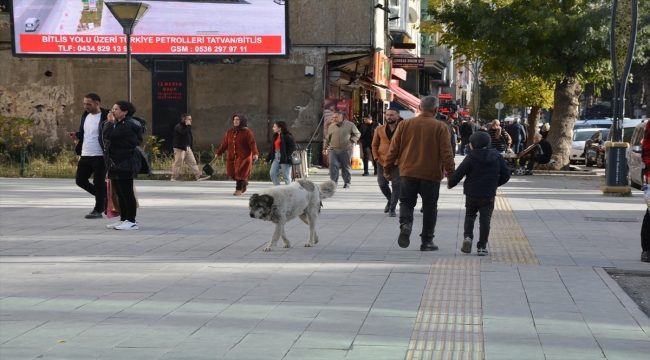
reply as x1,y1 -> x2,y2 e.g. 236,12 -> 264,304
270,150 -> 292,185
113,178 -> 136,223
362,145 -> 376,174
464,196 -> 495,249
328,149 -> 352,185
76,156 -> 106,213
399,176 -> 440,241
172,146 -> 202,179
451,142 -> 457,157
642,208 -> 650,252
377,165 -> 400,212
510,141 -> 521,154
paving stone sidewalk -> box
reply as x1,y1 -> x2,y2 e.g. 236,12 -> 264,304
0,171 -> 648,360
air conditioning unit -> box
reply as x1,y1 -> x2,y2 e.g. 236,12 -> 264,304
329,71 -> 351,85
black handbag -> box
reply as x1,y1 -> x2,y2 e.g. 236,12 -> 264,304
290,151 -> 302,165
202,163 -> 214,176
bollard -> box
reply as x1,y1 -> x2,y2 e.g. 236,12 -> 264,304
20,147 -> 25,177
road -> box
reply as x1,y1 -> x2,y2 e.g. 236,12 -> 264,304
13,0 -> 60,35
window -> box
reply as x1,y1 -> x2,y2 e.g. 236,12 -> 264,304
388,0 -> 406,31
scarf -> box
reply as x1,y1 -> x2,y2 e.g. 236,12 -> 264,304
233,114 -> 248,131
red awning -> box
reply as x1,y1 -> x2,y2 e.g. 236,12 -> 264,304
390,80 -> 420,113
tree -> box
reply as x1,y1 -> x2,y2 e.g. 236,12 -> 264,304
432,0 -> 648,169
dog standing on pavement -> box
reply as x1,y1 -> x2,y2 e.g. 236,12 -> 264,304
249,179 -> 336,251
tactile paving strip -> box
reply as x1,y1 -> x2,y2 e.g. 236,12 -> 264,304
406,258 -> 483,360
488,189 -> 540,265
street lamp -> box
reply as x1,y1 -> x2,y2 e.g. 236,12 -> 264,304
603,0 -> 638,194
104,2 -> 151,102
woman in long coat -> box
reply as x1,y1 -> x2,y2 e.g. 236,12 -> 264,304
215,114 -> 259,196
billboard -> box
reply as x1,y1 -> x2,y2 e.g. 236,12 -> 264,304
10,0 -> 289,57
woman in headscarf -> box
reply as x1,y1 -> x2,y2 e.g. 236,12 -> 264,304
488,119 -> 511,154
215,114 -> 259,196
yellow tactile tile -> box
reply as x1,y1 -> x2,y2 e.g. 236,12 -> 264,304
489,189 -> 540,265
406,258 -> 483,360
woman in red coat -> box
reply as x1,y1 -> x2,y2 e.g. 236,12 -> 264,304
215,114 -> 259,196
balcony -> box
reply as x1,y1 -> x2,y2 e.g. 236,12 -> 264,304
422,54 -> 447,73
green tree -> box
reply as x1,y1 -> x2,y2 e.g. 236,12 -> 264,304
432,0 -> 648,169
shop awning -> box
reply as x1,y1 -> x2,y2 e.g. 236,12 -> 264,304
390,81 -> 420,113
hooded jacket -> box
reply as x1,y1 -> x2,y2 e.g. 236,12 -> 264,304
448,147 -> 511,197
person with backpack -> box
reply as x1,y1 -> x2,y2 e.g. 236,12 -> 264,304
68,93 -> 110,219
103,101 -> 143,230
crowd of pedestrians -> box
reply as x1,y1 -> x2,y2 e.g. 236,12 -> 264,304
68,93 -> 647,263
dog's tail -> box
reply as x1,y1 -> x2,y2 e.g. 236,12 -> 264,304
319,180 -> 336,199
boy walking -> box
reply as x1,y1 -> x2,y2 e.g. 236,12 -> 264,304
447,132 -> 510,255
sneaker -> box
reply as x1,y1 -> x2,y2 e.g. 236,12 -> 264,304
477,248 -> 488,256
170,178 -> 183,182
388,210 -> 397,217
85,210 -> 103,219
197,174 -> 210,181
114,221 -> 139,230
106,220 -> 124,229
384,202 -> 390,213
420,241 -> 439,251
461,237 -> 473,254
397,223 -> 412,248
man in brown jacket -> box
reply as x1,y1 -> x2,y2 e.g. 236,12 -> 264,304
384,96 -> 456,251
372,108 -> 402,217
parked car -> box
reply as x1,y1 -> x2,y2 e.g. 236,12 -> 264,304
627,120 -> 646,189
570,128 -> 599,164
603,119 -> 644,167
584,129 -> 610,167
584,119 -> 613,129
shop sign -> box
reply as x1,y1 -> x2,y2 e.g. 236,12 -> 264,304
374,53 -> 391,87
392,57 -> 424,69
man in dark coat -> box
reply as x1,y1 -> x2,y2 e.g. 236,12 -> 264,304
171,114 -> 210,181
459,118 -> 478,155
519,133 -> 553,175
358,114 -> 378,175
506,118 -> 526,154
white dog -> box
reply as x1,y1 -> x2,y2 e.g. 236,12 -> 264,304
249,179 -> 336,251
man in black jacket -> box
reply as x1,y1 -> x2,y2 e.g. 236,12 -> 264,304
358,115 -> 378,175
459,118 -> 478,155
171,114 -> 210,181
68,93 -> 110,219
506,118 -> 526,154
519,133 -> 553,175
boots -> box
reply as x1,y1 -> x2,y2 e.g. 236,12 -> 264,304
420,238 -> 439,251
233,190 -> 243,196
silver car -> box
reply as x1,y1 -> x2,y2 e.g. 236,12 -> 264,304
628,121 -> 647,189
571,128 -> 598,163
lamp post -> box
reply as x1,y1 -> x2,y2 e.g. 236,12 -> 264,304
104,2 -> 150,102
603,0 -> 638,194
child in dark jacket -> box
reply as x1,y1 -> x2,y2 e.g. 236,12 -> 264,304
448,132 -> 511,255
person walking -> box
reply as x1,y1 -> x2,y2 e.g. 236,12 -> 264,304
488,119 -> 511,154
103,101 -> 143,230
358,114 -> 378,176
641,119 -> 650,262
322,112 -> 360,188
215,114 -> 259,196
264,120 -> 296,186
68,93 -> 110,219
448,132 -> 511,256
506,117 -> 526,154
372,108 -> 402,217
459,118 -> 477,156
383,96 -> 456,251
519,133 -> 553,175
171,114 -> 210,182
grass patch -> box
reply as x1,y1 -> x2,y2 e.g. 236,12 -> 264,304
0,148 -> 272,182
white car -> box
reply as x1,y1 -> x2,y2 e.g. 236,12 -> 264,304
584,119 -> 613,129
571,128 -> 599,163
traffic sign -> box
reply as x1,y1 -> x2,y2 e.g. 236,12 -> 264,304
495,102 -> 504,110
